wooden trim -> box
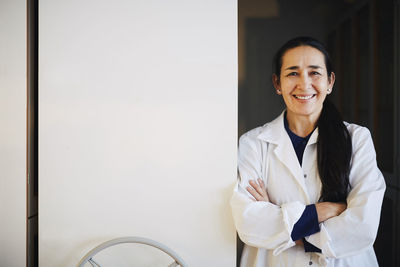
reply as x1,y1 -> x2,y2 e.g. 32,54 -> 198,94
27,0 -> 38,266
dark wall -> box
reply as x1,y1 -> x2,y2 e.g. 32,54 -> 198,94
239,0 -> 349,133
239,0 -> 400,266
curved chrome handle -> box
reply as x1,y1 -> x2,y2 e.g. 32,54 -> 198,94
77,236 -> 188,267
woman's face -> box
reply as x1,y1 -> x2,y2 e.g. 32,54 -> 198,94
273,45 -> 335,121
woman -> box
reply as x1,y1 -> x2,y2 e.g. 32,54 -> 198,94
231,37 -> 386,267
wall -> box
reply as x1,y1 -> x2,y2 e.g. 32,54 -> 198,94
239,0 -> 347,134
239,0 -> 400,265
325,1 -> 400,265
0,0 -> 27,266
39,0 -> 237,266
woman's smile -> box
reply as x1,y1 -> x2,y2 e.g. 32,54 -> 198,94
292,94 -> 316,100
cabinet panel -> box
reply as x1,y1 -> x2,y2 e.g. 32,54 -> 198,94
0,0 -> 27,266
39,1 -> 237,266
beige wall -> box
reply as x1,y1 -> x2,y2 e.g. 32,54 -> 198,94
39,0 -> 237,266
0,0 -> 27,266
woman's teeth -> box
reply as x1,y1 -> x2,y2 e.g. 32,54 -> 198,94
294,95 -> 314,100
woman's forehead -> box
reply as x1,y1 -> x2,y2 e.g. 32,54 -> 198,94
281,46 -> 325,68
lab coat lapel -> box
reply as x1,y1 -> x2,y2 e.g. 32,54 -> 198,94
257,112 -> 308,198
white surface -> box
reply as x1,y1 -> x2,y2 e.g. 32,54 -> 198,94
39,0 -> 237,266
0,0 -> 27,266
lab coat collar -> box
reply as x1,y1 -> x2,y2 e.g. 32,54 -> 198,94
257,111 -> 319,146
257,111 -> 318,202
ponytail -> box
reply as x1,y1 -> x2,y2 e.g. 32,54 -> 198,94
317,99 -> 352,202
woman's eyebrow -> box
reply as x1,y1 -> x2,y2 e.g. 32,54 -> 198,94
284,65 -> 323,71
284,66 -> 299,70
308,65 -> 323,69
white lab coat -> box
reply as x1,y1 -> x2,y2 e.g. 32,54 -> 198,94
230,112 -> 386,267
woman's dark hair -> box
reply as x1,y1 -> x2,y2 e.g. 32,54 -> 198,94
273,36 -> 352,202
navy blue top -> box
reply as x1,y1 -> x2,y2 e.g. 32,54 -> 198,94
284,114 -> 321,253
283,114 -> 313,166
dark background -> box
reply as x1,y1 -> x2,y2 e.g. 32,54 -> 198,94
238,0 -> 400,266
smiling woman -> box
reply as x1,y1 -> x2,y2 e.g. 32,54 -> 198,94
274,46 -> 334,133
231,37 -> 386,267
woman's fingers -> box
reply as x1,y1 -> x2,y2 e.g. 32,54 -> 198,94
335,202 -> 347,215
257,178 -> 270,202
258,178 -> 265,188
251,179 -> 266,198
246,185 -> 263,201
246,179 -> 269,202
258,178 -> 266,191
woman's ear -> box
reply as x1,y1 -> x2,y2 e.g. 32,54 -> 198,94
327,72 -> 335,94
272,74 -> 281,95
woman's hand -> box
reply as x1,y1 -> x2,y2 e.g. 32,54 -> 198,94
246,178 -> 270,202
315,202 -> 347,223
295,239 -> 304,246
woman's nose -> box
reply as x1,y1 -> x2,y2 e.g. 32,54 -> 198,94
297,74 -> 311,89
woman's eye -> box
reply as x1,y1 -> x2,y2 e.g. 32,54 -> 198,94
287,72 -> 298,76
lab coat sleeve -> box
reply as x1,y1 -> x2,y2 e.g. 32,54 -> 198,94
305,126 -> 386,259
230,132 -> 306,255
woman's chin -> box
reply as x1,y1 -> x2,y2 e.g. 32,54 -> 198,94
288,108 -> 321,118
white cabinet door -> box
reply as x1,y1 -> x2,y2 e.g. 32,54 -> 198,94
39,0 -> 237,266
0,0 -> 27,266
